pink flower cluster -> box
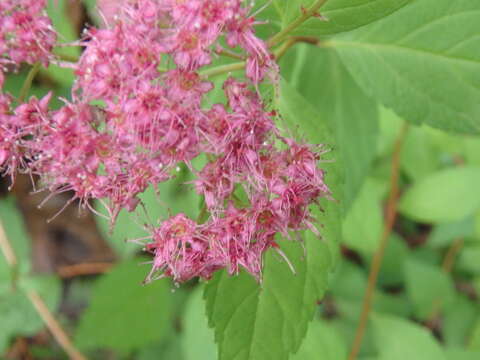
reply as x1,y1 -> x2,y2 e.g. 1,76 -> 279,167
0,0 -> 330,283
0,0 -> 56,69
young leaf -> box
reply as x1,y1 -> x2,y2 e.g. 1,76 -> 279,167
332,0 -> 480,133
203,80 -> 340,360
75,259 -> 174,353
399,167 -> 480,223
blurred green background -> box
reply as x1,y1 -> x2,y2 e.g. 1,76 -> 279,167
1,1 -> 480,359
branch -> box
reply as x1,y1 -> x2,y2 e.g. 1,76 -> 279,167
57,262 -> 113,278
274,36 -> 320,61
0,218 -> 87,360
348,123 -> 409,360
267,0 -> 329,47
26,290 -> 87,360
201,36 -> 320,78
18,62 -> 41,103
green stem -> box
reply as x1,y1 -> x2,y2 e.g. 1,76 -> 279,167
275,36 -> 320,61
201,61 -> 246,78
201,36 -> 320,78
18,62 -> 41,103
267,0 -> 329,47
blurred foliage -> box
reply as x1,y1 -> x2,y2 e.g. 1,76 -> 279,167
1,1 -> 480,360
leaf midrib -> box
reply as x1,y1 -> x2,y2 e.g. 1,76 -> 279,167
328,39 -> 480,67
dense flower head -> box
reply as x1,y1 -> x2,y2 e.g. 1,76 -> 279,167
0,0 -> 56,70
0,0 -> 331,283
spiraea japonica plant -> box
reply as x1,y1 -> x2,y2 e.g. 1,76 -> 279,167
1,0 -> 332,283
2,0 -> 480,359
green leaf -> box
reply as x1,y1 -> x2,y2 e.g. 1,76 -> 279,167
377,106 -> 405,158
342,178 -> 383,255
400,126 -> 440,181
330,262 -> 410,320
374,233 -> 409,287
0,197 -> 31,281
443,296 -> 479,347
182,287 -> 216,360
446,349 -> 480,360
137,336 -> 185,360
399,167 -> 480,223
428,217 -> 474,248
281,45 -> 378,209
292,320 -> 347,360
205,237 -> 333,360
469,318 -> 480,350
272,0 -> 412,36
0,198 -> 62,351
204,80 -> 340,360
404,258 -> 455,319
75,259 -> 174,353
458,245 -> 480,275
332,0 -> 480,133
372,314 -> 447,360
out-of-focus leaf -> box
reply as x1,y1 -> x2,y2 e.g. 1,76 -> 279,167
469,318 -> 480,350
463,138 -> 480,166
446,349 -> 480,360
0,197 -> 31,281
401,126 -> 439,181
399,167 -> 480,223
458,245 -> 480,275
372,314 -> 446,360
376,106 -> 404,158
75,259 -> 174,353
333,0 -> 480,134
443,295 -> 478,347
0,275 -> 61,353
330,262 -> 410,320
281,45 -> 378,209
374,233 -> 409,287
137,337 -> 184,360
342,178 -> 383,255
182,286 -> 216,360
404,258 -> 455,319
428,217 -> 474,248
292,320 -> 347,360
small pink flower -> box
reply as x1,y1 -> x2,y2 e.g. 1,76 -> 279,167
0,0 -> 56,68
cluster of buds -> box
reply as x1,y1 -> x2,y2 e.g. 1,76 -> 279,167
0,0 -> 330,283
